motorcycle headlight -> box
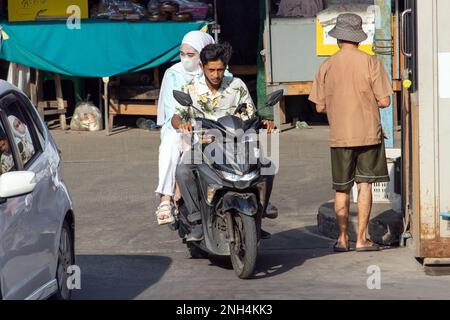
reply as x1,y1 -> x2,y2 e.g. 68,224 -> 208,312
221,170 -> 259,182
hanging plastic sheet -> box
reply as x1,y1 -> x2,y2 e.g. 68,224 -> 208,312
0,20 -> 207,77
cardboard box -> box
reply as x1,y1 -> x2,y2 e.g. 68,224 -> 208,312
8,0 -> 89,22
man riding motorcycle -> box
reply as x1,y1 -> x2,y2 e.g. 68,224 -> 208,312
171,42 -> 277,241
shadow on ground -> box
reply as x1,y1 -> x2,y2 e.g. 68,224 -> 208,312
207,225 -> 335,280
72,255 -> 171,300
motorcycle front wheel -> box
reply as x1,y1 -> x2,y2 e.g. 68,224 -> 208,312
186,242 -> 209,259
229,213 -> 257,279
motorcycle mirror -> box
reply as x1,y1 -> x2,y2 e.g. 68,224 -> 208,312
265,90 -> 284,107
173,90 -> 193,107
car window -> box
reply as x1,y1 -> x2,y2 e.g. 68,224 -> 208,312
3,101 -> 38,168
0,120 -> 16,175
18,94 -> 45,143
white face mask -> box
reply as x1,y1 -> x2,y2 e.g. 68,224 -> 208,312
18,125 -> 26,136
13,120 -> 26,136
181,57 -> 200,73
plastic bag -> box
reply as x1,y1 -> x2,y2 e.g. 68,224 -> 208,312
163,0 -> 209,19
70,95 -> 103,132
136,117 -> 158,130
96,0 -> 147,19
175,0 -> 209,19
96,0 -> 117,17
148,0 -> 160,12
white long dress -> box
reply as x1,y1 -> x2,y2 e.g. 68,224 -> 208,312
155,63 -> 201,196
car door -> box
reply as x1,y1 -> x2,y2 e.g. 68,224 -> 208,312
0,92 -> 57,299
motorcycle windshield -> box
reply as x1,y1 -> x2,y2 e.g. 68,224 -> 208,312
199,116 -> 260,176
210,139 -> 259,175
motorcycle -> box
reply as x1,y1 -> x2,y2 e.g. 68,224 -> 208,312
171,89 -> 283,279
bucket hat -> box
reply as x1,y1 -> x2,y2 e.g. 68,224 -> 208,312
328,13 -> 368,43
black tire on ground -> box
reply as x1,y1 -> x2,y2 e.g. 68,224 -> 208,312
186,242 -> 209,259
229,213 -> 257,279
52,220 -> 74,300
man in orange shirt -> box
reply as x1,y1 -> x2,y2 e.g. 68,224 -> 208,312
309,13 -> 393,252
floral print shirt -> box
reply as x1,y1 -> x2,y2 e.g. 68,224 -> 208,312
174,75 -> 255,124
0,138 -> 34,174
1,152 -> 14,174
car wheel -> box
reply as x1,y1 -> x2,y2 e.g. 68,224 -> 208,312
53,221 -> 74,300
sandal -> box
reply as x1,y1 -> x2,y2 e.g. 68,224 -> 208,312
356,242 -> 381,252
156,200 -> 175,225
333,242 -> 350,253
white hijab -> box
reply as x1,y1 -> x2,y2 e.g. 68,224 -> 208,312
157,31 -> 215,126
8,115 -> 32,144
181,31 -> 215,56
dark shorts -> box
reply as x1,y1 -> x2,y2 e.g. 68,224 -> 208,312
330,142 -> 390,191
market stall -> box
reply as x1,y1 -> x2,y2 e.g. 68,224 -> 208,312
264,0 -> 399,144
0,0 -> 211,134
0,20 -> 206,77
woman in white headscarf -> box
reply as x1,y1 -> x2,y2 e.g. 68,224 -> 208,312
8,115 -> 35,164
155,30 -> 215,225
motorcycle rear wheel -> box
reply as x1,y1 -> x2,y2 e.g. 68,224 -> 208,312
229,213 -> 257,279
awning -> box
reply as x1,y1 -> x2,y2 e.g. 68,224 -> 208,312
0,20 -> 207,77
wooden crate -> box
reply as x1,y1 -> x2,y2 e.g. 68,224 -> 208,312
108,68 -> 160,131
108,86 -> 159,131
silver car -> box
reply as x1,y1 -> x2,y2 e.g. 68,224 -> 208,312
0,80 -> 75,300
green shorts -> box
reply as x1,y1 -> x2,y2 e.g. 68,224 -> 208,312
330,142 -> 390,191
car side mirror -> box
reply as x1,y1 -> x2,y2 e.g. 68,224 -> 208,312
173,90 -> 193,107
265,90 -> 284,107
0,171 -> 36,200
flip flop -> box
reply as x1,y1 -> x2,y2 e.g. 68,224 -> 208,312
333,242 -> 350,253
356,243 -> 381,252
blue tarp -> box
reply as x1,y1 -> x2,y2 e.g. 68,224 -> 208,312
0,20 -> 207,77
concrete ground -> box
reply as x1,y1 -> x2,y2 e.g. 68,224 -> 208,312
51,126 -> 450,300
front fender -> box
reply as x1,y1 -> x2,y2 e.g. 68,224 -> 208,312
222,193 -> 258,216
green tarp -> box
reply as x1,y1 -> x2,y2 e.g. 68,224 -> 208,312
0,20 -> 207,77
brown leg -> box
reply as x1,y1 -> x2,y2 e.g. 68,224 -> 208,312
160,195 -> 171,203
173,182 -> 182,202
335,190 -> 351,248
356,183 -> 373,248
